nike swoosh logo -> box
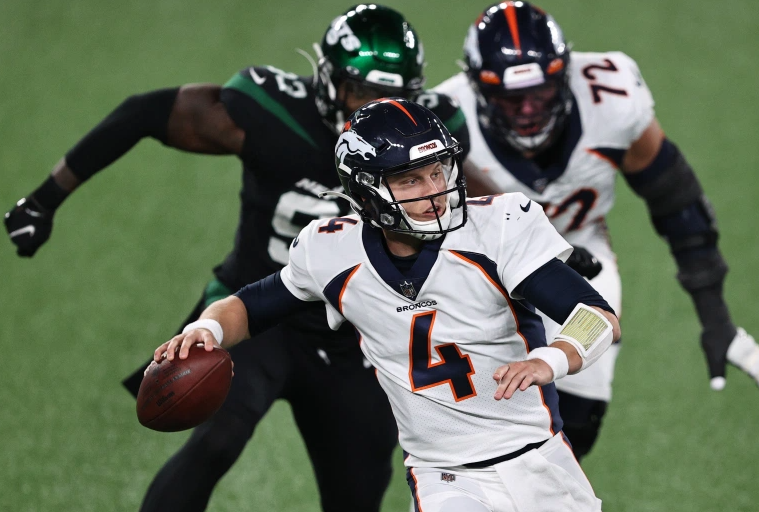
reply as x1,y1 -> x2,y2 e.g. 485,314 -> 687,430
9,225 -> 36,238
520,200 -> 532,212
249,68 -> 266,85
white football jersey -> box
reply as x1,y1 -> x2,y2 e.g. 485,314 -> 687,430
435,51 -> 655,255
280,193 -> 572,467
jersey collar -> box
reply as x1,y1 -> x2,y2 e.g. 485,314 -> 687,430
361,224 -> 445,302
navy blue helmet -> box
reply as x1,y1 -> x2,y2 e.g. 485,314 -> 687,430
333,98 -> 466,240
464,2 -> 571,153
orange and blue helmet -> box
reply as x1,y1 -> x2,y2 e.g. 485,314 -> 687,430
464,2 -> 572,153
332,98 -> 466,240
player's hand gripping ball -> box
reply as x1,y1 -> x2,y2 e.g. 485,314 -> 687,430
136,344 -> 232,432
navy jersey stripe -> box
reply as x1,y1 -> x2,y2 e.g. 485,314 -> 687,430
323,264 -> 361,314
540,383 -> 564,435
448,250 -> 507,295
405,468 -> 422,512
449,250 -> 561,434
587,147 -> 626,169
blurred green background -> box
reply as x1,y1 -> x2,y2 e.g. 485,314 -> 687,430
1,1 -> 758,511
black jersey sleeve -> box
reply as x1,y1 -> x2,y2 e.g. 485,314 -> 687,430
219,66 -> 321,159
420,91 -> 470,160
234,270 -> 312,336
514,259 -> 615,324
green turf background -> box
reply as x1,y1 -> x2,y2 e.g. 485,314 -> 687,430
1,1 -> 758,510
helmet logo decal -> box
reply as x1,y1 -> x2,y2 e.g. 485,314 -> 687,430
409,139 -> 444,160
504,63 -> 545,89
479,70 -> 501,85
504,2 -> 522,57
325,16 -> 361,52
336,131 -> 377,167
366,70 -> 404,87
547,58 -> 565,75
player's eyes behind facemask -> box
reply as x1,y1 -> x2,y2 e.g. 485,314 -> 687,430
488,82 -> 560,134
382,158 -> 455,202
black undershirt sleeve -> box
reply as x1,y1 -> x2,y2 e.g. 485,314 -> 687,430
65,87 -> 180,181
233,271 -> 311,336
513,259 -> 615,325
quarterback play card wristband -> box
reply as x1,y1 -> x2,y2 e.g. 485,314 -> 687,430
552,304 -> 614,371
182,319 -> 224,344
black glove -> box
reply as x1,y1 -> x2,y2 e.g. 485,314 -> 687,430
566,246 -> 603,279
4,197 -> 54,257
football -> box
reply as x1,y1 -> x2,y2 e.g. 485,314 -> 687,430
136,344 -> 233,432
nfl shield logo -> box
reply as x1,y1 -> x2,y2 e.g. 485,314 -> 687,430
400,281 -> 417,300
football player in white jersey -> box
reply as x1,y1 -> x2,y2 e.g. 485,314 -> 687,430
152,98 -> 620,511
434,1 -> 759,460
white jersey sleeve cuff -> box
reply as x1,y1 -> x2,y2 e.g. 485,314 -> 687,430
280,264 -> 319,302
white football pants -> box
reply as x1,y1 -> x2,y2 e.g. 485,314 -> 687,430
407,433 -> 602,512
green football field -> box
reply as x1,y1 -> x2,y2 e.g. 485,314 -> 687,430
1,0 -> 758,510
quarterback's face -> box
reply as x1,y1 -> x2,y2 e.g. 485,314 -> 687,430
491,82 -> 559,136
385,162 -> 448,222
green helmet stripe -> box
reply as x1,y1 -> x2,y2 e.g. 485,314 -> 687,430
203,277 -> 233,308
441,108 -> 466,135
224,73 -> 318,149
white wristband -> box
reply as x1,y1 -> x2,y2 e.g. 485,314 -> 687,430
526,346 -> 569,382
182,319 -> 223,344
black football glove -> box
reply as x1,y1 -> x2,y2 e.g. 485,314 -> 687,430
566,246 -> 603,279
4,197 -> 54,257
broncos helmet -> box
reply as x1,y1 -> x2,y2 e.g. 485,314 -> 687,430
315,4 -> 426,134
464,2 -> 571,153
333,98 -> 466,240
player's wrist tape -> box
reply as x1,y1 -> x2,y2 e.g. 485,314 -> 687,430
526,347 -> 569,382
182,319 -> 223,344
552,303 -> 614,371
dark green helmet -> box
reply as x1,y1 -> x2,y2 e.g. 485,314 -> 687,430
315,4 -> 426,133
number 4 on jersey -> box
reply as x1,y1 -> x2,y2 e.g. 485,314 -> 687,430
409,311 -> 476,401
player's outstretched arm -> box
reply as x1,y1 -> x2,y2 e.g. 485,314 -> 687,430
493,259 -> 621,400
156,295 -> 249,363
621,118 -> 759,389
4,84 -> 244,257
155,270 -> 313,363
493,306 -> 618,400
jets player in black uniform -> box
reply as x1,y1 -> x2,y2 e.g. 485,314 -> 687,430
4,5 -> 469,512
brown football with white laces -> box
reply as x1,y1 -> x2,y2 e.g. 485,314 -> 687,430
136,344 -> 232,432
